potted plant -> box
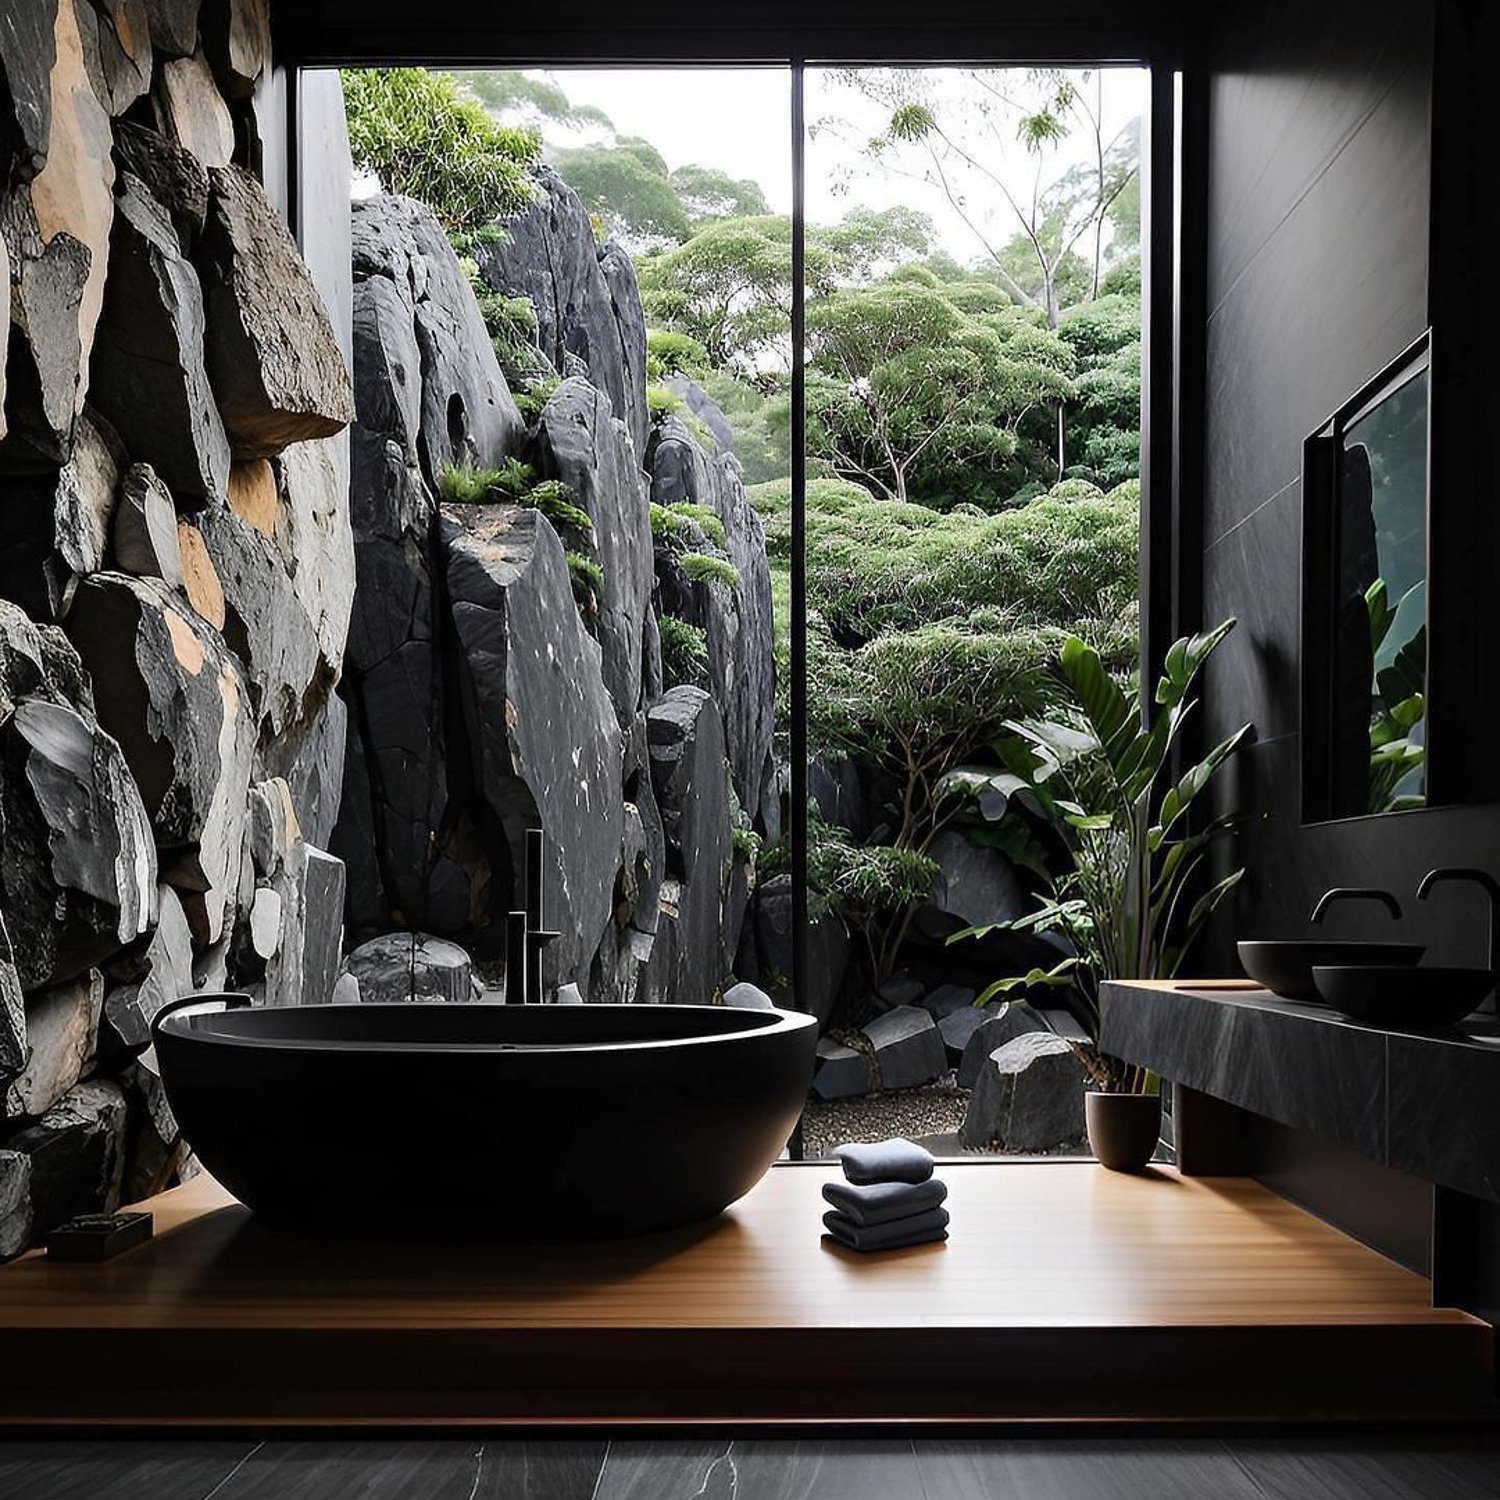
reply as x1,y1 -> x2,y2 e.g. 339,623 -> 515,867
949,620 -> 1251,1171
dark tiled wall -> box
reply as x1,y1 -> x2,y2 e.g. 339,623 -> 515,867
1199,0 -> 1500,965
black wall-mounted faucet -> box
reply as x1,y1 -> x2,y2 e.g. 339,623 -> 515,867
1417,868 -> 1500,974
1310,887 -> 1403,925
505,829 -> 560,1004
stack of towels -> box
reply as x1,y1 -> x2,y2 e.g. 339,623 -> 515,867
822,1137 -> 949,1252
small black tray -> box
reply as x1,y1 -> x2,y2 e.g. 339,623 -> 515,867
46,1211 -> 154,1262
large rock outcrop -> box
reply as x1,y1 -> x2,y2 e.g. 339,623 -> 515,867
647,685 -> 734,1005
441,503 -> 625,979
534,377 -> 653,725
479,166 -> 648,458
648,416 -> 775,823
335,193 -> 522,938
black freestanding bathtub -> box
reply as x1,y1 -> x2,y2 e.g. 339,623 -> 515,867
153,997 -> 818,1240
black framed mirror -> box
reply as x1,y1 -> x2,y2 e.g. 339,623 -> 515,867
1302,330 -> 1431,823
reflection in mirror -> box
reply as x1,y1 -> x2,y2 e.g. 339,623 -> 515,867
1304,333 -> 1430,822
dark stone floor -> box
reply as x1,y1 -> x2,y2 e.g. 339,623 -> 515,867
4,1435 -> 1500,1499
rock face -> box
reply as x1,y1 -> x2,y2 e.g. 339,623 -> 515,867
955,1003 -> 1048,1088
648,686 -> 734,1005
480,167 -> 647,456
915,831 -> 1025,942
534,378 -> 653,725
68,574 -> 256,945
1,0 -> 115,465
0,603 -> 157,993
959,1031 -> 1089,1153
648,416 -> 775,823
2,26 -> 350,1256
198,165 -> 355,457
90,170 -> 230,504
441,503 -> 624,982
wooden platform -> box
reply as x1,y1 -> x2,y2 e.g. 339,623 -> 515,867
0,1163 -> 1491,1424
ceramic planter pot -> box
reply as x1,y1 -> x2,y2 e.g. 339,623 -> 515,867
1085,1089 -> 1161,1172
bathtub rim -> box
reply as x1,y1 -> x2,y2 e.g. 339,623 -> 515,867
153,994 -> 820,1059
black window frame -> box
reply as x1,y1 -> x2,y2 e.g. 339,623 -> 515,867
282,8 -> 1204,1019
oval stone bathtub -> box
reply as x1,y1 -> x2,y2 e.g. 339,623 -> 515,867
154,997 -> 818,1240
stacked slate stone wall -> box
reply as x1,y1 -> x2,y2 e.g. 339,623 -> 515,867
1,0 -> 355,1257
334,168 -> 780,1007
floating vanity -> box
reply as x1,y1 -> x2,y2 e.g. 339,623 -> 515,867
1101,978 -> 1500,1299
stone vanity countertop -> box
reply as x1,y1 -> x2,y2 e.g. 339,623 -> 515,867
1100,980 -> 1500,1205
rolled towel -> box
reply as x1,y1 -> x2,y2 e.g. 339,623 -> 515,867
823,1206 -> 950,1253
835,1136 -> 934,1185
823,1177 -> 948,1227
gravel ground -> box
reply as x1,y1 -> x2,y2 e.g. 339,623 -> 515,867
800,1072 -> 974,1159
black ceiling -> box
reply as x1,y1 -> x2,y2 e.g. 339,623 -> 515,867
276,0 -> 1198,68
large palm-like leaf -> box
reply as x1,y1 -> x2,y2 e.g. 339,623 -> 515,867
950,619 -> 1249,1090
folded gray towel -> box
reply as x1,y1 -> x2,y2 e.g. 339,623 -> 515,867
835,1137 -> 934,1185
823,1206 -> 950,1252
822,1177 -> 948,1227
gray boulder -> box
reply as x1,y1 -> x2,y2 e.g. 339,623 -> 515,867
441,504 -> 625,985
67,573 -> 254,946
353,194 -> 523,480
865,1004 -> 948,1092
112,463 -> 183,589
647,685 -> 733,1005
0,7 -> 114,464
271,435 -> 355,680
916,830 -> 1024,941
198,503 -> 325,736
0,1078 -> 128,1242
0,912 -> 23,1081
724,980 -> 774,1012
198,163 -> 354,457
144,0 -> 198,55
959,1031 -> 1089,1152
0,0 -> 56,187
340,932 -> 481,1005
648,417 -> 774,824
201,0 -> 270,98
113,120 -> 209,249
76,0 -> 152,115
665,375 -> 733,453
152,48 -> 234,168
742,872 -> 848,1025
91,170 -> 229,503
0,680 -> 158,993
918,983 -> 977,1021
481,168 -> 647,455
4,970 -> 102,1120
534,378 -> 653,725
100,883 -> 193,1060
955,1003 -> 1049,1087
0,1150 -> 30,1261
811,1035 -> 870,1100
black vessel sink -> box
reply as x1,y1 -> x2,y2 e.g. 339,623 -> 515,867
1311,965 -> 1493,1029
1237,939 -> 1424,1002
154,997 -> 818,1240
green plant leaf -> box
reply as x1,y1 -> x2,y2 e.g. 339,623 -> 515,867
1157,618 -> 1236,708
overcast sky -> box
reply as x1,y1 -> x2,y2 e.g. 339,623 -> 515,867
518,66 -> 1147,265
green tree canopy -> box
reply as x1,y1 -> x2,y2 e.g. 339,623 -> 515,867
668,164 -> 770,224
551,138 -> 693,247
343,69 -> 541,237
800,280 -> 1074,503
443,69 -> 616,132
638,206 -> 936,372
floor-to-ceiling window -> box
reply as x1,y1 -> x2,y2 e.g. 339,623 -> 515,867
329,60 -> 1145,1158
